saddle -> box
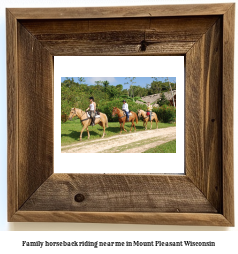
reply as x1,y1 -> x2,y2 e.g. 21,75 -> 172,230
87,111 -> 100,118
123,110 -> 132,116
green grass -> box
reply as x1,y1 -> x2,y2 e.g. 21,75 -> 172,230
143,139 -> 176,153
61,119 -> 176,146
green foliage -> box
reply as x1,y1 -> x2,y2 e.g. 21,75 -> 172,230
158,92 -> 170,107
153,105 -> 176,123
143,140 -> 176,153
98,98 -> 147,122
61,77 -> 176,122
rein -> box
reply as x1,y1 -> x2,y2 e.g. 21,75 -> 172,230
75,110 -> 88,122
139,110 -> 149,120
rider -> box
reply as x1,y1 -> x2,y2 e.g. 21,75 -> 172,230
147,102 -> 152,121
86,96 -> 96,126
122,100 -> 129,122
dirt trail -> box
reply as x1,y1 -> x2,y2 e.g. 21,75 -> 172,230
61,127 -> 176,153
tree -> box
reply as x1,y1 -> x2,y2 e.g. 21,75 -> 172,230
78,77 -> 86,83
124,77 -> 136,98
158,92 -> 169,107
103,80 -> 110,89
94,80 -> 103,86
152,77 -> 176,107
164,77 -> 175,107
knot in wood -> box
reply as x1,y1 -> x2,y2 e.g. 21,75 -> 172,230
140,40 -> 148,51
74,193 -> 85,202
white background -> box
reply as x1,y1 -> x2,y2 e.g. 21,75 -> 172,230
0,0 -> 237,252
55,56 -> 184,173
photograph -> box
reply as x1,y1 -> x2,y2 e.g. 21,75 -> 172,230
61,77 -> 176,153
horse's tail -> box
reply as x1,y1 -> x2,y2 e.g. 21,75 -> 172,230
155,113 -> 159,123
135,113 -> 138,124
156,113 -> 159,122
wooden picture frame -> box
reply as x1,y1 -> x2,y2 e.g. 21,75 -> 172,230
7,3 -> 234,226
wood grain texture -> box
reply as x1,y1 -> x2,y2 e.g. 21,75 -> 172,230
20,16 -> 218,34
11,211 -> 232,226
222,4 -> 235,226
7,9 -> 18,221
8,4 -> 233,19
186,18 -> 222,212
20,174 -> 217,213
19,17 -> 218,56
17,23 -> 54,208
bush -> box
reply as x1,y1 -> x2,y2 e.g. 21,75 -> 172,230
153,105 -> 176,123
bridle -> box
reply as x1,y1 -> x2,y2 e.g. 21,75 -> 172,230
112,108 -> 126,119
138,110 -> 148,120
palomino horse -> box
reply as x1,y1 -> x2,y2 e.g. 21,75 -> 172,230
138,109 -> 158,130
112,107 -> 138,134
68,108 -> 108,141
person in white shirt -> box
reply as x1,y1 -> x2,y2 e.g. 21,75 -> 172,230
86,96 -> 96,126
122,100 -> 129,122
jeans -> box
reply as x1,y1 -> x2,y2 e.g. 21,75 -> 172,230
124,111 -> 129,121
147,111 -> 152,121
90,110 -> 95,125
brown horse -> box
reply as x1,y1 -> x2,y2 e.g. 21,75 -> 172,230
112,107 -> 138,134
138,109 -> 158,130
68,108 -> 108,141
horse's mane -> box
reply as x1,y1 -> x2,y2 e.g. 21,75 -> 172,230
113,107 -> 122,112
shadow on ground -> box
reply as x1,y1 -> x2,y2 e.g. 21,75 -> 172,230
61,130 -> 102,141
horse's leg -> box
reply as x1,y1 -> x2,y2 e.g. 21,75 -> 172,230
86,127 -> 90,139
150,120 -> 153,129
103,121 -> 106,136
122,121 -> 127,132
143,120 -> 146,130
145,120 -> 148,130
101,122 -> 105,138
80,124 -> 87,141
133,118 -> 136,132
120,122 -> 122,134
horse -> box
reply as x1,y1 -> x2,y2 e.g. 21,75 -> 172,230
112,107 -> 138,134
138,109 -> 158,130
68,108 -> 108,141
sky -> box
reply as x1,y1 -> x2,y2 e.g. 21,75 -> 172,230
61,77 -> 176,89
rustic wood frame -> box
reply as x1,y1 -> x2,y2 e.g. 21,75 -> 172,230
7,4 -> 234,226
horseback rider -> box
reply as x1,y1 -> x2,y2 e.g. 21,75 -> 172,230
122,100 -> 129,122
147,102 -> 152,121
86,96 -> 96,126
